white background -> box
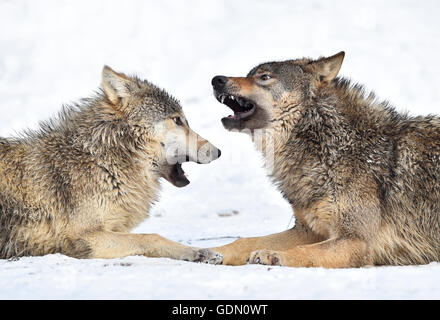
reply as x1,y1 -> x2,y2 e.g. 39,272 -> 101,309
0,0 -> 439,299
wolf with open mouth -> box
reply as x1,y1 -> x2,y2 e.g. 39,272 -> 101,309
211,52 -> 440,268
0,65 -> 222,264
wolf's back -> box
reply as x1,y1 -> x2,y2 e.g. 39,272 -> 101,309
0,138 -> 11,162
0,137 -> 10,165
0,137 -> 9,147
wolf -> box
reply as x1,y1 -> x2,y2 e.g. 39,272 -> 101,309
211,52 -> 440,268
0,65 -> 223,263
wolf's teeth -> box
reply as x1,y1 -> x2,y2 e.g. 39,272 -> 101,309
220,95 -> 225,104
230,95 -> 234,100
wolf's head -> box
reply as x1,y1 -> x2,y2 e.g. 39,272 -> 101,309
102,66 -> 221,187
211,52 -> 345,132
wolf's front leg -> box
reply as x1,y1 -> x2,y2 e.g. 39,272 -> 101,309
75,231 -> 223,264
212,222 -> 322,266
248,238 -> 370,268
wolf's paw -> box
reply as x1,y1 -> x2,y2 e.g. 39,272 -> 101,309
248,250 -> 282,266
183,249 -> 223,265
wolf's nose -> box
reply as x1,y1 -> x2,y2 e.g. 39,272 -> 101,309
211,76 -> 228,89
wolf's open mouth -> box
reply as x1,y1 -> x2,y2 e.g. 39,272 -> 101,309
170,163 -> 190,188
216,93 -> 256,121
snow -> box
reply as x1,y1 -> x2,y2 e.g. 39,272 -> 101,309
1,255 -> 439,300
0,0 -> 440,299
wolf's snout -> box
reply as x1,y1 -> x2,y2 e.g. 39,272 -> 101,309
197,144 -> 221,164
212,147 -> 221,160
212,75 -> 228,90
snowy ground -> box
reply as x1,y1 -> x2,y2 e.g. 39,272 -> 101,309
0,0 -> 440,299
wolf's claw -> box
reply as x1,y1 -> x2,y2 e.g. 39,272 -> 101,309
248,250 -> 282,266
192,249 -> 223,265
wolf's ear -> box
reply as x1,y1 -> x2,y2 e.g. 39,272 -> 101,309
102,66 -> 133,104
308,51 -> 345,83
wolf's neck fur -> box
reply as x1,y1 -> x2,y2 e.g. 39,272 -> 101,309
258,77 -> 402,209
7,93 -> 162,223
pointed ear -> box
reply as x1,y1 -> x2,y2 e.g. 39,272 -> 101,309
102,65 -> 133,104
308,51 -> 345,83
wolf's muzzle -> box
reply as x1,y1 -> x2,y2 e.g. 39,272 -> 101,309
191,145 -> 221,164
212,75 -> 228,91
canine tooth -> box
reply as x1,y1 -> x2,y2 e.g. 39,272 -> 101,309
230,95 -> 234,100
221,95 -> 225,103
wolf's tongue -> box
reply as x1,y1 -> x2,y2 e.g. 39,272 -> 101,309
227,105 -> 255,120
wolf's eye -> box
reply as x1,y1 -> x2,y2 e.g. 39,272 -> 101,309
260,74 -> 271,81
172,117 -> 184,126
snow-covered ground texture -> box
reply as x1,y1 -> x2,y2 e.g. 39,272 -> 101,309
0,0 -> 439,300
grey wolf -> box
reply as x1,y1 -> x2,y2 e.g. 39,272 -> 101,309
0,65 -> 222,263
210,52 -> 440,267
